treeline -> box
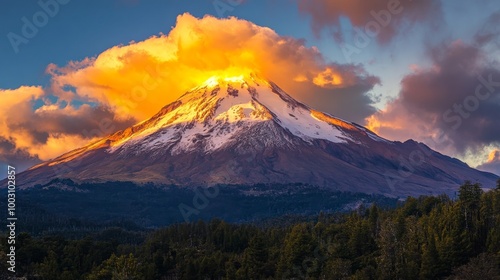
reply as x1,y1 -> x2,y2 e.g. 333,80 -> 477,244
1,181 -> 500,279
9,181 -> 398,229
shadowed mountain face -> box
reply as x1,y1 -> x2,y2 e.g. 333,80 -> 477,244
14,75 -> 498,197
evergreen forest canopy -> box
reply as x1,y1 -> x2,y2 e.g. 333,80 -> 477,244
1,180 -> 499,279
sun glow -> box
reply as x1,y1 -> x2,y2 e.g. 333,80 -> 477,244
43,13 -> 357,124
196,68 -> 266,89
202,75 -> 246,87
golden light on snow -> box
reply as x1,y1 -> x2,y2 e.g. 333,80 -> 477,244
201,74 -> 247,88
1,13 -> 367,162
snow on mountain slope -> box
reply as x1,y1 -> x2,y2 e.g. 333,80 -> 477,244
105,75 -> 358,156
14,74 -> 498,197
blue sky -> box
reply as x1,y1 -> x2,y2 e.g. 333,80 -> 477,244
1,0 -> 309,88
2,0 -> 496,105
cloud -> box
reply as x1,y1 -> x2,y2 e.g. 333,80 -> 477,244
0,86 -> 135,170
298,0 -> 442,44
474,11 -> 500,47
1,13 -> 380,171
47,13 -> 380,123
0,137 -> 41,175
367,33 -> 500,157
477,150 -> 500,176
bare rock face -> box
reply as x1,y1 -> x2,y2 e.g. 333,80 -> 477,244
14,75 -> 498,197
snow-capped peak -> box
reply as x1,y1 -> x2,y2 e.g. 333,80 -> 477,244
105,74 -> 361,154
36,75 -> 389,167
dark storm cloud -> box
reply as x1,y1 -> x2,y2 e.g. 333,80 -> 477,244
295,74 -> 380,124
397,42 -> 500,152
298,0 -> 442,44
0,137 -> 42,176
6,104 -> 136,146
289,62 -> 381,123
368,22 -> 500,155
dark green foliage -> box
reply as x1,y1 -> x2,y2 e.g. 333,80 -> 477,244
1,181 -> 499,279
458,181 -> 483,211
446,253 -> 500,280
87,253 -> 141,280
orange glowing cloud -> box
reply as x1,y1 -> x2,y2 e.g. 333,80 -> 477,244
0,86 -> 135,164
487,150 -> 500,162
477,149 -> 500,176
0,86 -> 44,142
1,13 -> 380,169
312,67 -> 344,88
47,13 -> 379,121
0,87 -> 81,162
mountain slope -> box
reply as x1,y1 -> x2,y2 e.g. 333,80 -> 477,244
15,75 -> 498,197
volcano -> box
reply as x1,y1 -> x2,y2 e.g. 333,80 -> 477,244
15,75 -> 498,197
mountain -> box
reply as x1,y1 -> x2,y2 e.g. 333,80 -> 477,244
14,75 -> 498,197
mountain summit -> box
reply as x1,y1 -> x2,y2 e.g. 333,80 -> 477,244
107,74 -> 385,155
16,75 -> 498,197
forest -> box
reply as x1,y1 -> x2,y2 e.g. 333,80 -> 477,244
1,180 -> 499,279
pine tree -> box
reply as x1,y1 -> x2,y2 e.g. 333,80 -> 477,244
368,204 -> 380,237
420,235 -> 439,279
38,250 -> 59,280
458,181 -> 483,212
87,253 -> 141,280
277,224 -> 314,278
243,235 -> 269,279
377,218 -> 398,280
458,181 -> 483,232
